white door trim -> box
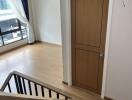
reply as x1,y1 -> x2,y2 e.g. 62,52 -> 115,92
67,0 -> 72,86
101,0 -> 114,98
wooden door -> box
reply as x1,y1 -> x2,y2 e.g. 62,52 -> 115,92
71,0 -> 109,94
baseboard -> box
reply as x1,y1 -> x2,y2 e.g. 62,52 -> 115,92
35,40 -> 62,47
104,96 -> 114,100
62,81 -> 68,85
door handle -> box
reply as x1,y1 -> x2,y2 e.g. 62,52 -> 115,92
100,53 -> 104,57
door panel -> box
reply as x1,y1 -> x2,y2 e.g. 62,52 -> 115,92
71,0 -> 109,94
76,0 -> 102,47
75,49 -> 99,90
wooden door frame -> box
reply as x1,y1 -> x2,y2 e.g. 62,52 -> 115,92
60,0 -> 114,98
71,0 -> 110,94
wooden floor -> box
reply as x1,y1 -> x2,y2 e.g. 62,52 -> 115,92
0,43 -> 103,100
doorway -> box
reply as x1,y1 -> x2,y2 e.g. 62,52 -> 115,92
71,0 -> 109,94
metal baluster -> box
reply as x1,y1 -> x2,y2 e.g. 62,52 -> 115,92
14,75 -> 20,94
17,76 -> 23,94
7,83 -> 11,93
57,93 -> 59,99
65,96 -> 68,100
34,83 -> 38,96
41,86 -> 45,97
22,78 -> 27,95
28,80 -> 32,95
49,90 -> 52,97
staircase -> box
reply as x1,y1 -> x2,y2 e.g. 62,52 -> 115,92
0,71 -> 75,100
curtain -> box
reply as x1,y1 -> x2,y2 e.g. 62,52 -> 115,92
9,0 -> 35,43
21,0 -> 29,21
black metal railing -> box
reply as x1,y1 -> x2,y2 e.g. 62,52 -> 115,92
0,71 -> 72,100
0,18 -> 27,46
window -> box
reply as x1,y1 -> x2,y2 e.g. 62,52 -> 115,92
0,0 -> 12,15
0,0 -> 27,47
0,19 -> 27,46
0,0 -> 11,10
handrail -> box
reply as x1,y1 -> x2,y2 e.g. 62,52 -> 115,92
0,71 -> 72,100
0,72 -> 14,91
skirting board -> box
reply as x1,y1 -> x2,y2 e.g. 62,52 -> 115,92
104,96 -> 114,100
35,40 -> 62,47
62,81 -> 68,85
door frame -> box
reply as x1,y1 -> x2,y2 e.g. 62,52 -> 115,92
101,0 -> 114,98
60,0 -> 114,98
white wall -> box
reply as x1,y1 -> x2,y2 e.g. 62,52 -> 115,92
31,0 -> 62,45
105,0 -> 132,100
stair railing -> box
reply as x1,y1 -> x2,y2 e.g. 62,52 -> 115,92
0,71 -> 72,100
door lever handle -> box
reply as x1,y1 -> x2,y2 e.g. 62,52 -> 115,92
100,53 -> 104,57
